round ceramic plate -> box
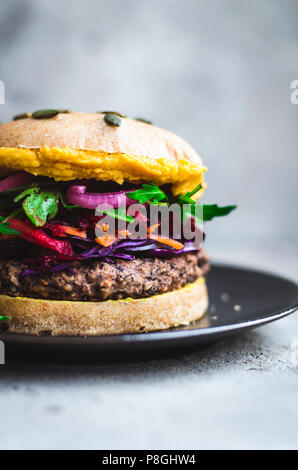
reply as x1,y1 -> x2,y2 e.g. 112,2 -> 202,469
1,264 -> 297,361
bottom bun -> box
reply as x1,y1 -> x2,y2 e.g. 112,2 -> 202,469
0,277 -> 208,336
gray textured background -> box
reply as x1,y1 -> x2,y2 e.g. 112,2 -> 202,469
0,0 -> 297,451
0,0 -> 297,263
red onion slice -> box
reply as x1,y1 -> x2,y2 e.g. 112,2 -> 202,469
66,185 -> 135,209
0,171 -> 35,193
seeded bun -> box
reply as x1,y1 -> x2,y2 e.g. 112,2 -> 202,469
0,112 -> 202,163
0,112 -> 206,195
0,277 -> 208,336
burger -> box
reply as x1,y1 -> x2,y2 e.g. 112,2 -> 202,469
0,110 -> 235,336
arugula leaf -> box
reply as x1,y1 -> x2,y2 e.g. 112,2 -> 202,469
147,201 -> 168,206
202,204 -> 237,221
15,185 -> 59,227
14,184 -> 38,203
128,183 -> 168,205
24,192 -> 58,226
15,186 -> 78,213
184,183 -> 203,199
57,193 -> 79,210
1,208 -> 23,223
178,195 -> 196,206
180,203 -> 236,223
0,315 -> 11,322
127,181 -> 236,223
176,183 -> 236,222
0,216 -> 20,235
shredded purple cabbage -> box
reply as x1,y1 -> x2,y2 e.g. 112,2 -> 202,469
20,238 -> 200,276
22,269 -> 38,277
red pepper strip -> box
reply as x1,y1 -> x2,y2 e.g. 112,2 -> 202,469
44,223 -> 67,238
7,217 -> 74,256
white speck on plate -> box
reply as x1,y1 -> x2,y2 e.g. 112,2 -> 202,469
233,304 -> 242,312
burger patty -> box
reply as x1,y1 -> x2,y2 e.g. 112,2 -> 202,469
0,250 -> 210,302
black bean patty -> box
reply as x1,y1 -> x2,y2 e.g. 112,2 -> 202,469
0,250 -> 210,301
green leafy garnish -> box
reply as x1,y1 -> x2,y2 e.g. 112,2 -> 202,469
128,183 -> 168,205
176,184 -> 236,222
15,185 -> 59,227
184,183 -> 203,199
57,193 -> 79,210
100,208 -> 134,223
178,195 -> 196,206
14,184 -> 37,203
0,315 -> 11,322
177,184 -> 202,208
127,181 -> 236,222
146,201 -> 168,206
0,208 -> 23,223
0,216 -> 20,235
177,184 -> 200,222
179,202 -> 237,223
202,204 -> 237,221
0,184 -> 79,228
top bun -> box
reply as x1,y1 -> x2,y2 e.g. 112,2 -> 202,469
0,112 -> 206,195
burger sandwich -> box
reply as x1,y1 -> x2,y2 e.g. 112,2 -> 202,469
0,110 -> 235,335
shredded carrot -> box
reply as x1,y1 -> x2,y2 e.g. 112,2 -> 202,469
147,223 -> 160,234
57,225 -> 87,239
95,222 -> 110,233
95,235 -> 116,247
149,234 -> 184,250
117,229 -> 132,238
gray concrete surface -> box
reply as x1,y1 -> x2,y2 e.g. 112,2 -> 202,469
0,247 -> 297,450
0,0 -> 297,251
0,0 -> 297,450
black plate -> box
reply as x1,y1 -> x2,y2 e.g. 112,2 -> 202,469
1,263 -> 297,362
